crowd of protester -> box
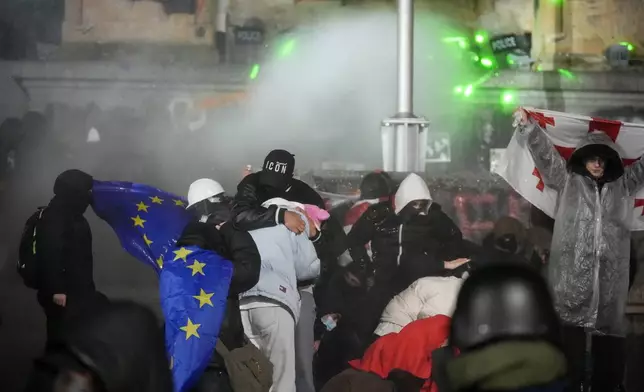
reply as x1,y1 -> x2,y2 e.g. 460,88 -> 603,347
1,111 -> 641,392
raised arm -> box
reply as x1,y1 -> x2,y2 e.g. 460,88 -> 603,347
623,156 -> 644,194
521,123 -> 567,191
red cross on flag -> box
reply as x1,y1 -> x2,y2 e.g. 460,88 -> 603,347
494,107 -> 644,230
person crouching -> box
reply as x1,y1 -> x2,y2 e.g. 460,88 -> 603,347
240,198 -> 327,392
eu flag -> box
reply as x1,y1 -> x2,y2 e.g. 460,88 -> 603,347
92,181 -> 233,392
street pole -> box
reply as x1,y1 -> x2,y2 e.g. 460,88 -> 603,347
381,0 -> 430,173
397,0 -> 413,115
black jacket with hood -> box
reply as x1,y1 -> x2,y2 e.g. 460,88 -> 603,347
177,216 -> 260,359
348,173 -> 466,290
25,300 -> 173,392
231,171 -> 347,285
36,169 -> 95,296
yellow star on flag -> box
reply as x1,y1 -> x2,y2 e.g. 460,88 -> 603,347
193,288 -> 214,308
136,201 -> 150,212
156,255 -> 164,269
173,247 -> 193,262
150,196 -> 164,204
174,199 -> 186,207
131,215 -> 146,228
180,318 -> 201,340
143,234 -> 153,247
187,260 -> 206,276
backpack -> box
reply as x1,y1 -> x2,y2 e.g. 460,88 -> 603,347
17,207 -> 46,289
215,339 -> 273,392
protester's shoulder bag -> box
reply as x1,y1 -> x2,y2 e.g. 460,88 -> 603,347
215,339 -> 273,392
17,207 -> 46,289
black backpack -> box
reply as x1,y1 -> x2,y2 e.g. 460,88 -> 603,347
17,207 -> 46,289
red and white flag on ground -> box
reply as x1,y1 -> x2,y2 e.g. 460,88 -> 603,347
493,107 -> 644,230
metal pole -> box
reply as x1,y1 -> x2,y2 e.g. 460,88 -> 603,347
382,0 -> 429,173
397,0 -> 413,115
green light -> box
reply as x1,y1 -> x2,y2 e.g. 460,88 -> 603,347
619,41 -> 634,51
463,85 -> 473,97
506,54 -> 515,65
454,86 -> 464,94
501,91 -> 516,105
279,39 -> 296,57
442,37 -> 469,50
249,64 -> 260,80
475,34 -> 485,44
480,57 -> 494,68
557,68 -> 575,79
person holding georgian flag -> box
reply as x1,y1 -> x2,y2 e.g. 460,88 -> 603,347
504,107 -> 644,391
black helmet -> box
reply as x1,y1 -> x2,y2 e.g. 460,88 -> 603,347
359,171 -> 392,199
450,263 -> 561,352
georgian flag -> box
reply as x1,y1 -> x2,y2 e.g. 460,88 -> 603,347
493,107 -> 644,230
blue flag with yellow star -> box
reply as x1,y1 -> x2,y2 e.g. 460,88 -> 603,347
91,181 -> 234,392
160,246 -> 233,392
91,180 -> 191,271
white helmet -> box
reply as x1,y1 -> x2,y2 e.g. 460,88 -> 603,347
187,178 -> 225,208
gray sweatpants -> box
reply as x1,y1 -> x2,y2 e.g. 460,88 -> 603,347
241,305 -> 296,392
295,290 -> 316,392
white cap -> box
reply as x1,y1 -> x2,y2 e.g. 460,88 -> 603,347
187,178 -> 225,208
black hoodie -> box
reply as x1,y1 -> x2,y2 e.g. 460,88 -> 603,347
36,169 -> 95,296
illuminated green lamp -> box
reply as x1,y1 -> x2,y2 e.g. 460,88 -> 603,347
453,85 -> 473,97
463,84 -> 474,97
557,68 -> 575,79
249,64 -> 260,80
500,90 -> 516,105
619,41 -> 635,52
442,37 -> 469,49
474,32 -> 486,44
279,39 -> 296,57
480,57 -> 494,68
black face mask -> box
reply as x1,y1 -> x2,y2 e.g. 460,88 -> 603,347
398,200 -> 430,222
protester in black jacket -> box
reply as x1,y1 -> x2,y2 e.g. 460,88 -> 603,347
231,149 -> 347,259
313,263 -> 370,389
181,178 -> 261,392
348,173 -> 469,292
231,150 -> 347,392
25,300 -> 173,392
36,169 -> 107,350
347,174 -> 470,350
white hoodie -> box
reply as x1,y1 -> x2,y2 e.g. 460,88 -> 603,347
392,173 -> 433,266
394,173 -> 432,214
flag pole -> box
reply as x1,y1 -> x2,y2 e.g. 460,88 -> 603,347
381,0 -> 430,173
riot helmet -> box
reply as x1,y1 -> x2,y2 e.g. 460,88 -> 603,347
450,263 -> 561,352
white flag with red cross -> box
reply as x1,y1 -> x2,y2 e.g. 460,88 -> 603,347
494,107 -> 644,230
